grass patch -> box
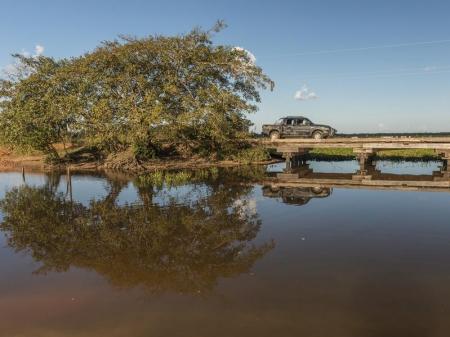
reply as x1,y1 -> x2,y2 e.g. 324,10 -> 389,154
135,170 -> 192,189
307,148 -> 354,160
306,148 -> 439,161
229,146 -> 271,164
135,167 -> 221,189
375,149 -> 438,160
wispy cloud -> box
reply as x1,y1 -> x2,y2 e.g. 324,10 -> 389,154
2,60 -> 21,78
423,65 -> 437,72
3,63 -> 19,75
294,85 -> 318,101
267,38 -> 450,57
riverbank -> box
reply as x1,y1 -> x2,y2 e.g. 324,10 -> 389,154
0,147 -> 281,172
0,147 -> 442,172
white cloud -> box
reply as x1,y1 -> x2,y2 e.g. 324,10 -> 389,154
233,46 -> 256,64
377,123 -> 385,129
294,85 -> 318,101
2,61 -> 21,78
2,44 -> 45,78
35,44 -> 44,56
3,63 -> 18,75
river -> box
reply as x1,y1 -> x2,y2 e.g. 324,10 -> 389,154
0,160 -> 449,337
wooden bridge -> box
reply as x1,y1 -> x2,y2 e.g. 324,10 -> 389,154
256,136 -> 450,172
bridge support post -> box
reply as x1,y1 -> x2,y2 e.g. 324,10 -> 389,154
283,153 -> 293,171
353,148 -> 375,175
437,150 -> 450,178
281,149 -> 309,171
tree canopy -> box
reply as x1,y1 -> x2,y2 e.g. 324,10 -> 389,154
0,22 -> 274,161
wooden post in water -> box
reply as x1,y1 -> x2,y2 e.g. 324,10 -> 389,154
66,166 -> 73,202
22,167 -> 25,183
441,151 -> 449,179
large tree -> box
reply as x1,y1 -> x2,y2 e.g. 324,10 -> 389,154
0,22 -> 274,161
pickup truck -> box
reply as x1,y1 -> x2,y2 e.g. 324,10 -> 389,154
262,116 -> 337,140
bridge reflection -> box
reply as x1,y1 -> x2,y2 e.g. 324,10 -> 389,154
263,161 -> 450,205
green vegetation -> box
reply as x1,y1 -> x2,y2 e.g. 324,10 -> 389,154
134,165 -> 267,190
307,148 -> 439,161
229,145 -> 271,164
375,149 -> 438,160
135,170 -> 193,189
0,21 -> 274,163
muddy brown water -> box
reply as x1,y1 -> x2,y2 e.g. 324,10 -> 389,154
0,160 -> 450,337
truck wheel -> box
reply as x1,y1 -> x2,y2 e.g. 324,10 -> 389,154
270,131 -> 280,141
312,131 -> 323,140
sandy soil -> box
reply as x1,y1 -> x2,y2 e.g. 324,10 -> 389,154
0,148 -> 46,170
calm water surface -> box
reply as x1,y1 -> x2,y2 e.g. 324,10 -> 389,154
1,161 -> 450,337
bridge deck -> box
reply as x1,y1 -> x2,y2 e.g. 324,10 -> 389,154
257,137 -> 450,151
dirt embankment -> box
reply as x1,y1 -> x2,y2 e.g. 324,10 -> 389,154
102,150 -> 280,171
0,148 -> 280,173
0,148 -> 46,170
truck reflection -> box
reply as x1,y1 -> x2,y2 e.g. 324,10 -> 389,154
262,185 -> 331,206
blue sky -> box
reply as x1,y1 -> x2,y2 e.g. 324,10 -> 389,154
1,0 -> 450,133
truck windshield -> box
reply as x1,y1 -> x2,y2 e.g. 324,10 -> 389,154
275,118 -> 284,125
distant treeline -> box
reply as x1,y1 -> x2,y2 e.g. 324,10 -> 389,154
337,132 -> 450,138
253,132 -> 450,139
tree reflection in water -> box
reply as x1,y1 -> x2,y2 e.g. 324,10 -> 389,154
0,168 -> 274,294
